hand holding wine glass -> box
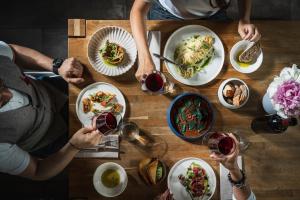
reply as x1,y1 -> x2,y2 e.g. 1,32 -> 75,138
209,133 -> 240,171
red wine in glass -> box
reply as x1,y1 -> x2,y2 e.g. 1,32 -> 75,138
207,132 -> 236,155
145,73 -> 164,92
95,112 -> 117,135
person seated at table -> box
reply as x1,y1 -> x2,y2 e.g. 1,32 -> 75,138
158,134 -> 256,200
130,0 -> 261,80
0,41 -> 102,180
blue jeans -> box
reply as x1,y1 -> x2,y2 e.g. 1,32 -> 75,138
148,1 -> 229,21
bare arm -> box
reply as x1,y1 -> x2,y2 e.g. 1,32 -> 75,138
9,44 -> 84,84
130,0 -> 155,80
19,127 -> 102,181
237,0 -> 252,23
9,44 -> 53,71
210,134 -> 253,200
236,0 -> 260,42
230,167 -> 252,200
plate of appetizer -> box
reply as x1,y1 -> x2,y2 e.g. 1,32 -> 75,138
88,26 -> 137,76
163,25 -> 224,86
76,82 -> 126,127
168,157 -> 216,200
167,93 -> 214,141
230,40 -> 263,74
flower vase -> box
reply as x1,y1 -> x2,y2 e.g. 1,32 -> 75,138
262,93 -> 276,114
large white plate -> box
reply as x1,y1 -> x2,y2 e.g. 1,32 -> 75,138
168,157 -> 216,200
164,25 -> 225,86
88,26 -> 137,76
76,82 -> 126,127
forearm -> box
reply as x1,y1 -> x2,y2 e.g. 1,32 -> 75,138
33,143 -> 79,180
130,1 -> 152,63
237,0 -> 252,22
9,44 -> 53,71
230,168 -> 252,200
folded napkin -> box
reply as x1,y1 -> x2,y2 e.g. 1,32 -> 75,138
147,31 -> 161,71
220,156 -> 243,200
75,134 -> 119,158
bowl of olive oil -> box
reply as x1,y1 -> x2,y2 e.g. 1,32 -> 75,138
93,162 -> 128,197
230,40 -> 263,74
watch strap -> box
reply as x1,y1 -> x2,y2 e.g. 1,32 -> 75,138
52,58 -> 64,75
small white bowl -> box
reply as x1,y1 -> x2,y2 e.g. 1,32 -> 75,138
93,162 -> 128,198
230,40 -> 263,74
218,78 -> 250,109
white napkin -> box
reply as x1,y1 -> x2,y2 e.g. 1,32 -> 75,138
147,31 -> 161,71
75,135 -> 119,158
220,156 -> 243,200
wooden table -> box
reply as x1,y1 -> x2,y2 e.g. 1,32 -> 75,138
68,20 -> 300,200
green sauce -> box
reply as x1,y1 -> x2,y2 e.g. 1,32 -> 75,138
101,169 -> 120,188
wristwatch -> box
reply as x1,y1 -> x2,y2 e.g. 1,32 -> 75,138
228,169 -> 247,188
52,58 -> 64,75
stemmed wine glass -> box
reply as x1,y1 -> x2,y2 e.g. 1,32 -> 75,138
140,70 -> 174,95
202,130 -> 250,156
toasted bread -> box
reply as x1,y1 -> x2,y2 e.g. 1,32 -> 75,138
147,159 -> 159,185
138,158 -> 152,184
239,42 -> 261,63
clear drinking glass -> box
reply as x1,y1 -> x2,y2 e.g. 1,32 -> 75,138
141,71 -> 174,95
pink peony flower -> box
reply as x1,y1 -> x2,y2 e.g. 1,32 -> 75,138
273,80 -> 300,116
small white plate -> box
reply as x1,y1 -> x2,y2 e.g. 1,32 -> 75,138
76,82 -> 126,127
163,25 -> 225,86
168,157 -> 216,200
217,78 -> 250,109
230,40 -> 263,74
93,162 -> 128,198
88,26 -> 137,76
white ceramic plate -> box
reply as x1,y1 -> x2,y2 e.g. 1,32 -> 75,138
230,40 -> 263,73
88,26 -> 137,76
93,162 -> 128,198
163,25 -> 225,86
168,157 -> 216,200
76,82 -> 126,127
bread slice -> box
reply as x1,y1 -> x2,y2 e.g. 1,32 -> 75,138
147,159 -> 159,185
239,42 -> 261,63
138,158 -> 152,184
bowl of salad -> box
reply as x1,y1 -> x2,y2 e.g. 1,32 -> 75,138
168,157 -> 216,200
167,93 -> 214,142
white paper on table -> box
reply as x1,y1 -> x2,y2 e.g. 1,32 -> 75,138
75,135 -> 119,158
220,156 -> 243,200
147,31 -> 161,71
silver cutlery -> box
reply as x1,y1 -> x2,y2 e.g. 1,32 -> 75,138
152,53 -> 188,69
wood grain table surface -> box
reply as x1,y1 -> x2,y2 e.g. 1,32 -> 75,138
68,20 -> 300,200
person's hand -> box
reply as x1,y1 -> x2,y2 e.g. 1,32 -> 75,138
156,189 -> 173,200
69,126 -> 103,149
58,57 -> 84,84
238,20 -> 261,42
135,55 -> 155,81
210,133 -> 240,171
